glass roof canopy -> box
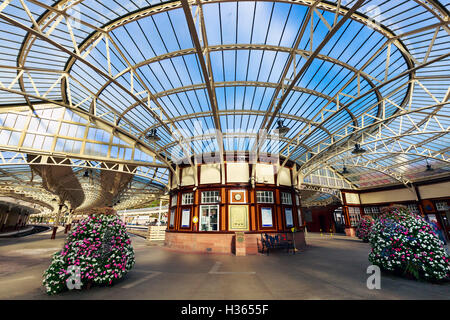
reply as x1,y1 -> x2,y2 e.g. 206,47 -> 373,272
0,0 -> 449,211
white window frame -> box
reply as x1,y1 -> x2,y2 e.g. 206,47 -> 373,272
256,191 -> 274,204
199,204 -> 220,231
371,206 -> 380,214
348,207 -> 361,227
436,202 -> 448,211
181,192 -> 194,205
170,194 -> 177,207
201,191 -> 220,204
407,203 -> 420,214
281,192 -> 292,205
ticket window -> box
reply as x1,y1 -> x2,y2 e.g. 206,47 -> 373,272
200,205 -> 219,231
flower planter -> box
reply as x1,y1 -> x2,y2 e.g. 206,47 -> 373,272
43,210 -> 135,295
368,206 -> 450,282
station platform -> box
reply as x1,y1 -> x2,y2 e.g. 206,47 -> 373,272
0,232 -> 448,300
0,226 -> 34,237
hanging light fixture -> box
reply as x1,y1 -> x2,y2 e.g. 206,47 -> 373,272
274,107 -> 289,136
341,166 -> 349,174
275,119 -> 290,136
352,143 -> 366,154
425,158 -> 433,172
83,170 -> 89,178
146,128 -> 160,141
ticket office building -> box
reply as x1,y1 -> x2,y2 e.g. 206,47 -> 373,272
165,159 -> 306,254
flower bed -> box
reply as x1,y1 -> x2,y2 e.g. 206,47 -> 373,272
368,206 -> 450,282
356,215 -> 374,242
43,210 -> 135,295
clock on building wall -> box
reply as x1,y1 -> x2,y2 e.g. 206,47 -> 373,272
230,190 -> 246,203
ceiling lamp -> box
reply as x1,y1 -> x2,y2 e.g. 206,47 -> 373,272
425,158 -> 434,172
146,129 -> 160,141
352,143 -> 366,154
83,170 -> 89,178
341,166 -> 349,174
275,119 -> 290,136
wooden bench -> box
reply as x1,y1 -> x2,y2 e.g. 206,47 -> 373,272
260,233 -> 295,255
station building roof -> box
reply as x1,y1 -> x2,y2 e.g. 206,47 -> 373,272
0,0 -> 448,212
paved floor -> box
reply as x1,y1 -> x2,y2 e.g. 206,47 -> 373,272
0,230 -> 449,299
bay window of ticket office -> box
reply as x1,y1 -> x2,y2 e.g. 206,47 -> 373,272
200,191 -> 220,231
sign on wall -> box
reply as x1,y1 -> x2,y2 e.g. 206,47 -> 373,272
169,209 -> 175,227
229,205 -> 249,231
261,207 -> 273,227
181,209 -> 191,228
285,208 -> 293,228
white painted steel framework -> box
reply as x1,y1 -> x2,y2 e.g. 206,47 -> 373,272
0,0 -> 448,213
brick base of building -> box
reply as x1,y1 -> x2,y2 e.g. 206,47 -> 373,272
164,232 -> 235,254
164,231 -> 307,255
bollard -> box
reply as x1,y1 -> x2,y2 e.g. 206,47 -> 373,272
50,226 -> 57,240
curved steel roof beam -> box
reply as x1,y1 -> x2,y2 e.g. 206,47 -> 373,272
11,0 -> 416,160
290,51 -> 450,173
328,163 -> 412,186
327,153 -> 450,183
252,0 -> 368,157
298,98 -> 450,176
4,0 -> 447,192
102,45 -> 382,129
53,0 -> 419,62
0,85 -> 172,169
310,149 -> 449,178
320,129 -> 450,170
46,0 -> 411,136
144,108 -> 332,134
2,5 -> 195,172
156,130 -> 311,154
308,132 -> 450,174
0,151 -> 169,188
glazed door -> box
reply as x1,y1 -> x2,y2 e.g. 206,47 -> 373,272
200,205 -> 219,231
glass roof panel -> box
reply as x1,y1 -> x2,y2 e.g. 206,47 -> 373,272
0,0 -> 448,209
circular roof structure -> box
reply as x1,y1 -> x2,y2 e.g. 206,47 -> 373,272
0,0 -> 449,212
